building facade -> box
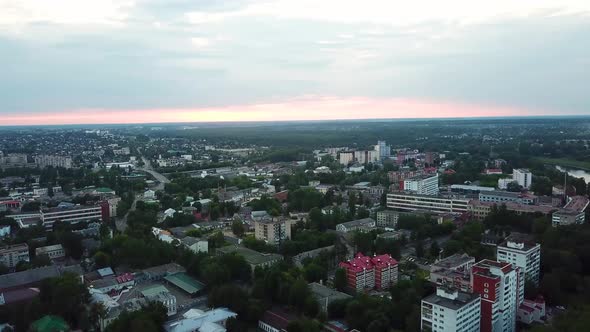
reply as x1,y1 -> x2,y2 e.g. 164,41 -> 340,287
34,155 -> 73,169
35,244 -> 66,259
375,210 -> 399,228
386,193 -> 469,214
0,243 -> 30,268
339,253 -> 398,291
254,218 -> 294,245
421,287 -> 481,332
404,174 -> 439,195
472,260 -> 520,332
513,169 -> 532,189
496,234 -> 541,298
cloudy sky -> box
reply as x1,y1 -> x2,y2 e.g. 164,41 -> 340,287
0,0 -> 589,125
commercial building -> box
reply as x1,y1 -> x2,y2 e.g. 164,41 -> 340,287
35,244 -> 65,260
468,200 -> 556,221
421,287 -> 481,332
34,155 -> 73,169
513,169 -> 532,189
11,204 -> 107,228
429,253 -> 475,292
335,218 -> 376,233
479,191 -> 537,205
164,307 -> 237,332
472,260 -> 520,332
404,174 -> 439,195
0,243 -> 29,268
551,195 -> 589,226
254,218 -> 295,245
386,193 -> 470,214
309,282 -> 352,313
375,210 -> 399,228
217,245 -> 283,271
339,253 -> 398,291
497,233 -> 541,294
141,285 -> 177,316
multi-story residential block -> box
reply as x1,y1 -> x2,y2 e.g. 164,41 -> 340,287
421,287 -> 481,332
335,217 -> 376,233
254,218 -> 295,245
338,150 -> 379,165
513,169 -> 532,189
375,210 -> 399,228
430,253 -> 475,292
35,244 -> 66,259
404,174 -> 439,195
339,253 -> 398,291
472,260 -> 520,332
386,193 -> 470,214
375,141 -> 390,159
34,155 -> 73,169
496,233 -> 541,297
0,243 -> 30,268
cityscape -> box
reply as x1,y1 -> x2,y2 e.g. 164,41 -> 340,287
1,1 -> 590,332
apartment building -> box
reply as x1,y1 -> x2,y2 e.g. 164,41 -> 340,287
34,155 -> 73,169
339,253 -> 398,291
421,287 -> 481,332
0,243 -> 30,268
430,253 -> 475,292
513,169 -> 532,189
472,260 -> 520,332
254,218 -> 295,245
404,174 -> 439,195
496,234 -> 541,299
375,210 -> 399,228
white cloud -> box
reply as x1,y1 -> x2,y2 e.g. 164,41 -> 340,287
0,0 -> 135,26
185,0 -> 590,26
191,37 -> 210,48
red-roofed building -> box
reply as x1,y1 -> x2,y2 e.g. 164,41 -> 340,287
484,168 -> 503,175
274,190 -> 289,203
339,253 -> 399,292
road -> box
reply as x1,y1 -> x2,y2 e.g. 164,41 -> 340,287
114,157 -> 171,232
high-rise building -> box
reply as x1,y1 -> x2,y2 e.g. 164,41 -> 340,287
421,287 -> 481,332
403,174 -> 439,195
496,233 -> 541,301
472,260 -> 520,332
375,141 -> 390,159
512,169 -> 532,189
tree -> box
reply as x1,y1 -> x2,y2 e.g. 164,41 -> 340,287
334,268 -> 347,291
105,303 -> 166,332
415,240 -> 425,258
231,220 -> 244,238
429,241 -> 441,259
93,251 -> 112,269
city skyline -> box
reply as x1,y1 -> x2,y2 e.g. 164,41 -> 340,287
1,0 -> 590,125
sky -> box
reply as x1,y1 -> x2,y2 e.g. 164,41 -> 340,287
0,0 -> 589,125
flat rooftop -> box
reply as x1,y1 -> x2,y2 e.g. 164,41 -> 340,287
217,245 -> 283,265
423,290 -> 479,310
432,253 -> 474,270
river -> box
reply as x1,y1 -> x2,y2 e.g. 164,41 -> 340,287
555,165 -> 590,183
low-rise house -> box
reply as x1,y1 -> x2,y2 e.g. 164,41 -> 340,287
217,245 -> 283,272
164,307 -> 237,332
335,218 -> 376,233
180,237 -> 208,253
141,285 -> 177,316
309,282 -> 352,313
35,244 -> 65,260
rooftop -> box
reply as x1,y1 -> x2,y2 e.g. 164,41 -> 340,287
423,288 -> 480,311
164,272 -> 205,295
338,217 -> 375,228
217,245 -> 283,266
309,282 -> 352,302
432,253 -> 475,270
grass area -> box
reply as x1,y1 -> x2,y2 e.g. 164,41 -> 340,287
533,157 -> 590,170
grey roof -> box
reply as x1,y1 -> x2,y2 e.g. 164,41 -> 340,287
180,236 -> 203,246
0,264 -> 82,290
339,218 -> 375,228
309,283 -> 352,302
423,290 -> 480,310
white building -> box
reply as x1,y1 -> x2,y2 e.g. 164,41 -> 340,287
181,237 -> 209,254
335,218 -> 376,233
497,235 -> 541,303
34,155 -> 73,169
387,193 -> 470,214
513,169 -> 532,189
404,174 -> 439,195
375,140 -> 390,159
339,152 -> 355,165
498,178 -> 515,190
421,287 -> 481,332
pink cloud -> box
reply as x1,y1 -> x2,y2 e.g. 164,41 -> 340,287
0,96 -> 547,126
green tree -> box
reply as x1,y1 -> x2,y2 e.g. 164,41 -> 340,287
231,220 -> 245,238
334,268 -> 347,291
